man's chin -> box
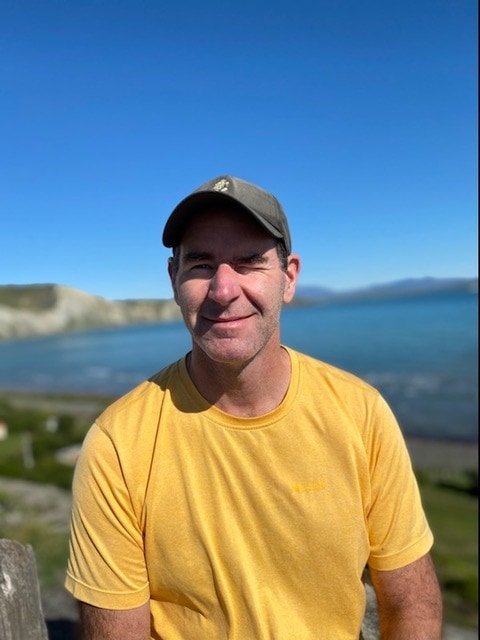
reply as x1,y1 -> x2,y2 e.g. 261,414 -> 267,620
194,338 -> 258,367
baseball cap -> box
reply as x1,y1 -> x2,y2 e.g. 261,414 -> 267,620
162,175 -> 292,254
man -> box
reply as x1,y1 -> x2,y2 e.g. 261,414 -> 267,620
65,175 -> 442,639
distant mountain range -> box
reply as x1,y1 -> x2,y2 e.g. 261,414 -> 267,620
294,276 -> 477,304
0,277 -> 477,341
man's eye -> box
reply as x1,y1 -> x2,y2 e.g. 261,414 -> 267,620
236,261 -> 265,272
235,264 -> 255,272
191,263 -> 212,270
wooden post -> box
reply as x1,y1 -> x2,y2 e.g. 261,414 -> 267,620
0,539 -> 48,640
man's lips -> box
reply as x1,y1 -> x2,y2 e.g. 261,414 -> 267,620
202,313 -> 253,324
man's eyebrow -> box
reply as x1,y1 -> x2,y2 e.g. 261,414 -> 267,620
182,251 -> 213,262
239,253 -> 269,264
182,251 -> 269,264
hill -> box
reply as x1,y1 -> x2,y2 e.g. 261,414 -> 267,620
0,278 -> 476,340
0,284 -> 181,340
294,276 -> 477,304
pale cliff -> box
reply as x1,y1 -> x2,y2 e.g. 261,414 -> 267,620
0,284 -> 182,340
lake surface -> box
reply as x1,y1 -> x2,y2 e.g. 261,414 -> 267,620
0,291 -> 477,442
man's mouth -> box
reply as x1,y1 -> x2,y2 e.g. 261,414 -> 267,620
203,313 -> 253,324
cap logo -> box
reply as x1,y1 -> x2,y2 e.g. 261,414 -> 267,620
212,179 -> 229,192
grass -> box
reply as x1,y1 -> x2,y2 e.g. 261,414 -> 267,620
1,518 -> 69,587
0,487 -> 70,588
418,475 -> 478,628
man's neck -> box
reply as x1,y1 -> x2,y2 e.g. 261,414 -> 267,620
187,346 -> 291,418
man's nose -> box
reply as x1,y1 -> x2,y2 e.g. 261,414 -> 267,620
208,263 -> 240,304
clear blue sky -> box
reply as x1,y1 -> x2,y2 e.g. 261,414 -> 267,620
1,0 -> 477,300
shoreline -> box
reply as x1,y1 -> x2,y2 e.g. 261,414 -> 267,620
405,436 -> 478,472
0,389 -> 477,472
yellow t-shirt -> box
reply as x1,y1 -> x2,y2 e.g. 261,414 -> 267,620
65,348 -> 433,639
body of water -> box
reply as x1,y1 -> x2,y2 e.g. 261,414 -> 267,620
0,291 -> 477,442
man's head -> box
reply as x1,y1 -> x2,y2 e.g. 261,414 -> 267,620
162,175 -> 292,256
163,176 -> 299,369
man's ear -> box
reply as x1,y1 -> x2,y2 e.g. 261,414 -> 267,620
167,258 -> 179,304
283,254 -> 300,304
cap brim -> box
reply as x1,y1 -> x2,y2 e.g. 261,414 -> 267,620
162,191 -> 284,248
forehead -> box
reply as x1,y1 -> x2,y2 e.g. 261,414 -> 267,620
180,207 -> 274,247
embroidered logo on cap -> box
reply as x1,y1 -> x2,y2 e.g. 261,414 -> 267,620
212,179 -> 229,192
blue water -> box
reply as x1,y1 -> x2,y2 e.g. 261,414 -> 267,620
0,291 -> 477,442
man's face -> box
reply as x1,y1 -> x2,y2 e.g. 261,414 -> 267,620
169,208 -> 299,367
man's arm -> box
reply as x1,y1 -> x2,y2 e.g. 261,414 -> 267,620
78,601 -> 150,640
369,553 -> 442,639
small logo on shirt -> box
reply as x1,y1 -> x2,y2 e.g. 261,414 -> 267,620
291,481 -> 326,493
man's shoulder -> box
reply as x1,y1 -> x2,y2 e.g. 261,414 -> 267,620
97,359 -> 182,428
290,348 -> 395,437
291,348 -> 378,396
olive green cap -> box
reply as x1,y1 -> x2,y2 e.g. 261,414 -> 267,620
162,175 -> 292,253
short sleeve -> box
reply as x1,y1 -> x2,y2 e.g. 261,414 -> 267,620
366,396 -> 434,571
65,423 -> 150,609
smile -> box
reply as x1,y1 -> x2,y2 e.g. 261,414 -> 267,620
205,315 -> 250,324
200,310 -> 257,326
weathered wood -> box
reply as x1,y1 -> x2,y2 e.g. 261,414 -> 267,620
0,539 -> 48,640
